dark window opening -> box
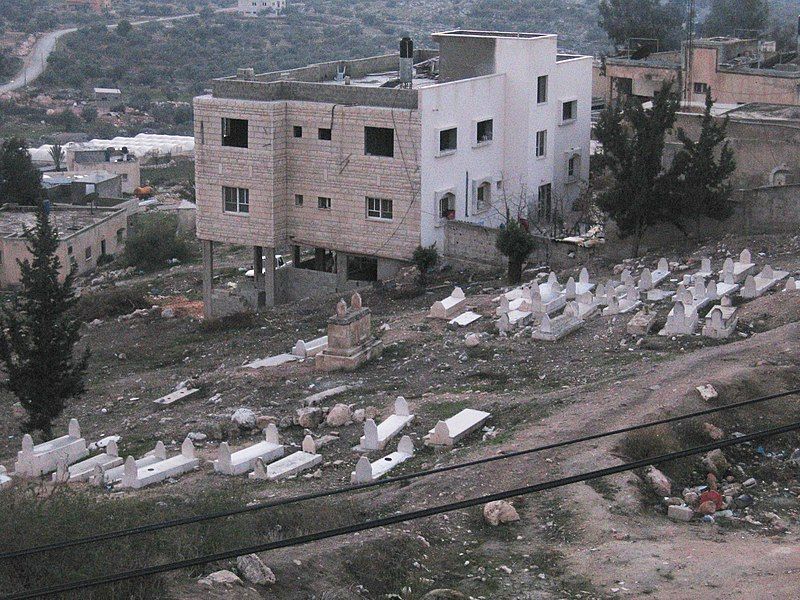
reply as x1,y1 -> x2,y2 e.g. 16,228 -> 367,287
295,194 -> 304,206
439,127 -> 458,153
562,100 -> 577,122
318,128 -> 332,140
693,82 -> 708,94
347,255 -> 378,282
293,126 -> 303,138
318,196 -> 331,210
364,126 -> 394,157
477,119 -> 493,143
538,183 -> 552,221
222,118 -> 248,148
537,75 -> 548,103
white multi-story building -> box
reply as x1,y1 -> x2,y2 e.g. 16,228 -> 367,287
236,0 -> 286,16
193,30 -> 591,315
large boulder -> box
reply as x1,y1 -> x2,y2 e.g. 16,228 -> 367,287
236,554 -> 276,585
296,406 -> 323,429
644,466 -> 671,497
199,570 -> 243,588
231,408 -> 257,430
483,500 -> 520,526
326,403 -> 352,427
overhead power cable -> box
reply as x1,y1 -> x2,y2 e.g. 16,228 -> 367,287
5,418 -> 800,600
2,387 -> 797,561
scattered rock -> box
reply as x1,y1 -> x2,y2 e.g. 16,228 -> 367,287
703,422 -> 724,441
645,466 -> 671,497
236,554 -> 276,585
187,432 -> 207,442
353,408 -> 366,423
743,477 -> 757,487
231,408 -> 257,430
161,307 -> 176,319
667,504 -> 694,522
464,333 -> 481,347
256,415 -> 277,429
421,590 -> 467,600
696,384 -> 718,402
325,403 -> 352,427
296,406 -> 323,428
696,501 -> 717,516
198,570 -> 242,587
483,500 -> 520,526
734,494 -> 754,508
701,449 -> 730,477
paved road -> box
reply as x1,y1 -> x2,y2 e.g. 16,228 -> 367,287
0,8 -> 236,94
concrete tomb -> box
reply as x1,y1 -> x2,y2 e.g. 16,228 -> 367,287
721,249 -> 755,283
627,307 -> 659,335
528,281 -> 567,317
153,387 -> 200,406
14,418 -> 88,477
357,396 -> 415,451
351,436 -> 414,483
496,294 -> 525,316
702,298 -> 739,339
292,336 -> 329,359
594,283 -> 611,307
99,441 -> 167,485
716,272 -> 741,298
120,437 -> 200,489
429,287 -> 468,320
316,293 -> 383,372
659,301 -> 698,336
214,424 -> 284,476
603,285 -> 641,316
651,258 -> 671,288
496,309 -> 533,332
694,258 -> 713,281
741,265 -> 789,299
251,435 -> 321,481
426,408 -> 491,446
573,292 -> 600,319
786,277 -> 797,292
449,311 -> 482,327
244,353 -> 299,369
531,307 -> 583,341
53,439 -> 123,483
0,466 -> 11,490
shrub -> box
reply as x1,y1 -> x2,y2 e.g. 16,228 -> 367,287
72,285 -> 151,322
123,213 -> 190,271
411,244 -> 438,285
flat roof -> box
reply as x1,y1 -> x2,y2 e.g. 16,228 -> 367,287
432,30 -> 551,39
722,102 -> 800,121
0,205 -> 122,239
42,170 -> 119,187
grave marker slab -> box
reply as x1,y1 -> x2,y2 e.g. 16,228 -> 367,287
531,310 -> 583,341
659,301 -> 698,336
214,424 -> 285,476
429,287 -> 468,320
449,311 -> 482,327
154,387 -> 200,406
0,466 -> 11,490
351,436 -> 414,483
426,409 -> 491,446
255,436 -> 322,480
702,302 -> 739,339
53,440 -> 123,483
120,438 -> 199,489
741,265 -> 789,299
357,397 -> 415,451
627,308 -> 659,335
100,442 -> 167,485
14,419 -> 88,477
244,353 -> 299,369
292,336 -> 328,358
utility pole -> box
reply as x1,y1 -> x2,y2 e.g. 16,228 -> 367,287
683,0 -> 696,106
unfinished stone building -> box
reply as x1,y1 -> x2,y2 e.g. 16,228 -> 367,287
194,30 -> 592,317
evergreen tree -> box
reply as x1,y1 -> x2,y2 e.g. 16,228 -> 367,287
665,89 -> 736,228
0,138 -> 43,206
703,0 -> 768,37
0,203 -> 89,438
598,0 -> 683,49
595,82 -> 680,257
496,218 -> 536,284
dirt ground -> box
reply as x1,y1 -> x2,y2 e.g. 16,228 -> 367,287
1,233 -> 799,599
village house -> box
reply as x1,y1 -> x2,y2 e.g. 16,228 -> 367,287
193,30 -> 592,316
0,204 -> 127,287
236,0 -> 286,16
65,147 -> 141,194
42,171 -> 124,204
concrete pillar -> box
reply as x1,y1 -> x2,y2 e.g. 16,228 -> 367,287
202,239 -> 214,320
264,246 -> 276,306
293,244 -> 301,267
336,251 -> 349,289
253,246 -> 265,309
314,248 -> 326,271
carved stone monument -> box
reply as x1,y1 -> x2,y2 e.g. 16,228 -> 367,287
316,292 -> 383,371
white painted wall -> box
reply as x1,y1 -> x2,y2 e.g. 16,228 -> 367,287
237,0 -> 285,14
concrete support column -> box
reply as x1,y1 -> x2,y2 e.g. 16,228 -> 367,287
253,246 -> 265,309
336,251 -> 349,290
202,239 -> 214,320
264,246 -> 276,306
314,247 -> 326,271
293,245 -> 301,268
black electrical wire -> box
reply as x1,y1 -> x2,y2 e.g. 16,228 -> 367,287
2,387 -> 797,562
5,418 -> 799,600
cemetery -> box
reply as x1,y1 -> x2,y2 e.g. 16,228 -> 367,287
0,232 -> 798,600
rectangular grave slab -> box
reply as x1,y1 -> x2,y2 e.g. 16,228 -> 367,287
659,302 -> 699,336
303,385 -> 350,407
102,451 -> 164,485
651,258 -> 671,288
54,440 -> 123,483
693,258 -> 713,281
351,436 -> 414,483
14,419 -> 88,477
357,397 -> 415,451
496,309 -> 533,333
0,466 -> 11,490
426,408 -> 491,446
292,336 -> 328,358
429,287 -> 468,320
531,313 -> 583,341
244,353 -> 299,369
214,425 -> 284,476
449,311 -> 482,328
120,438 -> 199,489
721,250 -> 755,283
262,451 -> 322,480
496,296 -> 525,316
627,309 -> 659,335
153,387 -> 199,406
702,304 -> 739,339
741,266 -> 790,299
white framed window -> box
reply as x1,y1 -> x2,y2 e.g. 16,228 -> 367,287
318,196 -> 331,210
294,194 -> 304,206
535,130 -> 547,158
366,196 -> 393,220
561,100 -> 577,123
693,82 -> 708,94
438,192 -> 455,219
567,153 -> 581,181
438,127 -> 458,154
476,181 -> 491,211
223,186 -> 249,213
85,247 -> 93,262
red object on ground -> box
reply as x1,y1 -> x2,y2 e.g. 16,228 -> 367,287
700,490 -> 724,510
